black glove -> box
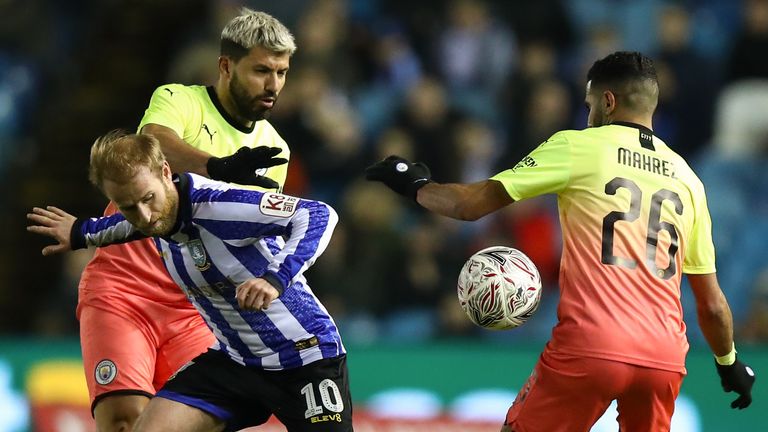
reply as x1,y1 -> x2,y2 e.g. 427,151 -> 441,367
715,357 -> 756,409
207,146 -> 287,188
365,155 -> 432,200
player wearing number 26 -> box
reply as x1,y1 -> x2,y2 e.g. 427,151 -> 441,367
28,131 -> 352,432
366,51 -> 755,432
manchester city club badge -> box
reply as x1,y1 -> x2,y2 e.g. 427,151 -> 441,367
186,239 -> 211,271
95,359 -> 117,385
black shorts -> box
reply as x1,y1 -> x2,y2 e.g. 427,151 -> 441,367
157,349 -> 353,431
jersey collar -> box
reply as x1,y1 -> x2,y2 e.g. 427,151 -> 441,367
206,86 -> 256,134
610,121 -> 655,150
610,121 -> 653,135
168,173 -> 193,237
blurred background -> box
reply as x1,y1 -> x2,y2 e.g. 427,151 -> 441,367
1,0 -> 767,430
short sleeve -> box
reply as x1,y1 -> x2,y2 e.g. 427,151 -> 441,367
138,84 -> 200,138
491,131 -> 572,201
683,187 -> 717,274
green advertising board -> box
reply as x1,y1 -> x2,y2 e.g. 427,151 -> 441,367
0,338 -> 764,431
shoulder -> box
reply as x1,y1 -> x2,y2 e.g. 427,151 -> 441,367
187,173 -> 230,192
150,84 -> 206,103
540,129 -> 580,147
186,173 -> 266,204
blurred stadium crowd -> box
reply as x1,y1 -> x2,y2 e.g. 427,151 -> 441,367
1,0 -> 767,347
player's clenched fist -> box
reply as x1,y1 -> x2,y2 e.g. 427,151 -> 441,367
26,206 -> 76,255
236,278 -> 281,311
365,155 -> 432,200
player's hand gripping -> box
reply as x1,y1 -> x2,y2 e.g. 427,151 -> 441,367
26,206 -> 76,255
236,278 -> 281,311
365,155 -> 432,201
715,356 -> 756,409
207,146 -> 288,188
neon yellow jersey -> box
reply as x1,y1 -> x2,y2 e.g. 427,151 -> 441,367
138,84 -> 290,191
491,123 -> 716,373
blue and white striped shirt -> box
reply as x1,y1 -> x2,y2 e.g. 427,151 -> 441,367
74,173 -> 344,370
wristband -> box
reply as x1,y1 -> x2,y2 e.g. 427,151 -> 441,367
715,343 -> 737,366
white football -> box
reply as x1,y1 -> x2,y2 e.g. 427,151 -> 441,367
457,246 -> 542,330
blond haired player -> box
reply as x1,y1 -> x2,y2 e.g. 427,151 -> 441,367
366,51 -> 755,432
77,9 -> 295,431
30,131 -> 351,431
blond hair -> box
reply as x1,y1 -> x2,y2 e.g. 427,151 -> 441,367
88,130 -> 165,189
220,8 -> 296,60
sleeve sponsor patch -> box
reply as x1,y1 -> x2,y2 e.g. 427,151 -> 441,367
260,193 -> 299,218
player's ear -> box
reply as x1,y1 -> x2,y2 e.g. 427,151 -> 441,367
603,90 -> 617,114
218,56 -> 233,77
162,161 -> 173,181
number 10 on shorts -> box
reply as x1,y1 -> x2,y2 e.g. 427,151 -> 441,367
301,379 -> 345,419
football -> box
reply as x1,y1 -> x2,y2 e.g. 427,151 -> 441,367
457,246 -> 542,330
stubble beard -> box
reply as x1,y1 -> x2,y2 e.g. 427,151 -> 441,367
229,74 -> 274,122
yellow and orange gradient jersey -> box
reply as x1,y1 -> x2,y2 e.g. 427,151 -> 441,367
492,122 -> 716,373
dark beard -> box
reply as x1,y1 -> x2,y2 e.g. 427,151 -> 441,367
229,74 -> 273,122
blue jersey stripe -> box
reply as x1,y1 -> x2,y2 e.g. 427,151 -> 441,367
184,224 -> 304,368
193,218 -> 287,241
197,256 -> 291,359
279,283 -> 342,358
169,242 -> 256,364
221,242 -> 272,282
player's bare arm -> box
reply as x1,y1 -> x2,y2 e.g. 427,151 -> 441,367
689,272 -> 755,409
26,206 -> 76,255
235,278 -> 280,311
141,123 -> 212,176
417,180 -> 513,221
687,273 -> 734,355
365,154 -> 514,220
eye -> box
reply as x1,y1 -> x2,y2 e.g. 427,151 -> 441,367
142,194 -> 154,204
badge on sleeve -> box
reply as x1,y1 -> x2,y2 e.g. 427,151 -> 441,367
260,193 -> 299,218
95,359 -> 117,385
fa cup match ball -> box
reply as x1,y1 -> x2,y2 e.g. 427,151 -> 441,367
457,246 -> 542,330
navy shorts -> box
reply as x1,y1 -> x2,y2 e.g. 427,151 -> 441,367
157,349 -> 353,431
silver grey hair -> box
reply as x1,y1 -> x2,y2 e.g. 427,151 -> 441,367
221,8 -> 296,56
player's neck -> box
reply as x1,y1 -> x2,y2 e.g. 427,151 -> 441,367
213,83 -> 255,130
609,115 -> 653,131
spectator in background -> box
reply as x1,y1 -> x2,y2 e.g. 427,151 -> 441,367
337,180 -> 406,322
655,4 -> 719,158
270,65 -> 362,202
392,77 -> 467,182
498,42 -> 562,169
726,0 -> 768,82
741,270 -> 768,343
437,0 -> 517,97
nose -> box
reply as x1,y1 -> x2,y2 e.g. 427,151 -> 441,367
137,204 -> 152,225
265,72 -> 280,93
